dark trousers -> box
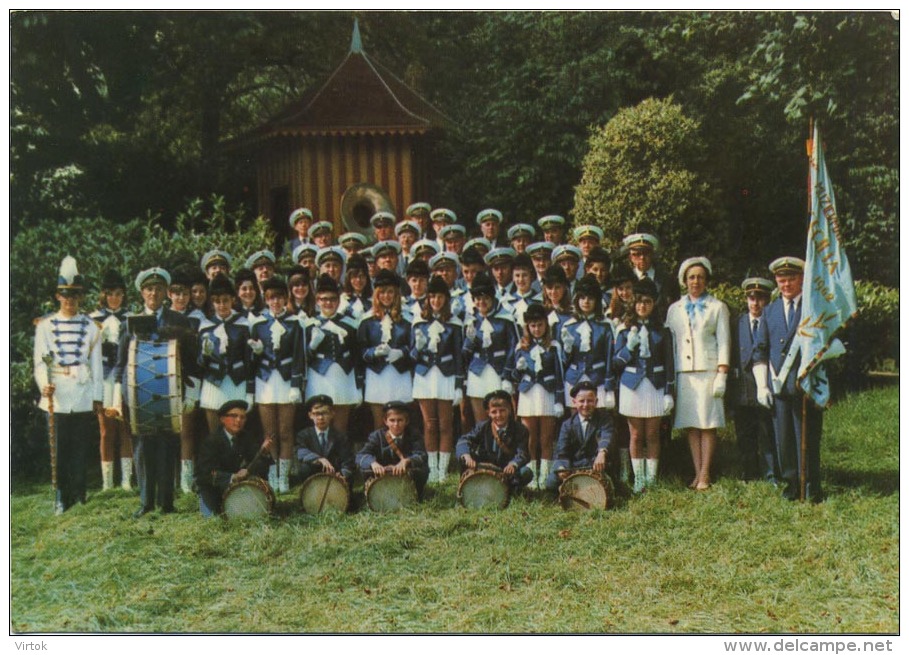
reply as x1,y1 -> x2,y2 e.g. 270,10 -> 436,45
48,411 -> 92,511
774,395 -> 823,501
735,405 -> 778,482
198,484 -> 225,518
134,431 -> 179,510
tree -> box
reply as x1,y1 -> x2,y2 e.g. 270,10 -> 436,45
572,97 -> 727,269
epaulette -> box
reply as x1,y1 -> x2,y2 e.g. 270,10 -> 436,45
494,308 -> 516,322
33,312 -> 54,327
448,316 -> 463,328
340,315 -> 359,330
359,309 -> 376,321
247,312 -> 266,329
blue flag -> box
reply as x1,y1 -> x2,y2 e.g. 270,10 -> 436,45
796,123 -> 858,408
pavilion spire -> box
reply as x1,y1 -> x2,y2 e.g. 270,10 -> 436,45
350,18 -> 363,54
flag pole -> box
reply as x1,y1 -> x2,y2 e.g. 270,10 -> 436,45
800,118 -> 814,502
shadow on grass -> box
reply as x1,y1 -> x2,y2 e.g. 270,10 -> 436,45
824,467 -> 900,496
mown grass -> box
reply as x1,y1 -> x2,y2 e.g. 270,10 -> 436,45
10,386 -> 899,634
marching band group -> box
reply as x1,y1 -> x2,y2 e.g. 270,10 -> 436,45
34,202 -> 823,517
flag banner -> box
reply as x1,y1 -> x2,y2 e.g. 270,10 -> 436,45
796,123 -> 858,408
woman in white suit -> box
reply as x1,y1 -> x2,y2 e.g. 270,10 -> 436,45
665,257 -> 730,490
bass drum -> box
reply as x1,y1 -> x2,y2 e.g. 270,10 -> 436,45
299,473 -> 350,515
558,470 -> 612,512
222,477 -> 275,519
364,473 -> 418,512
126,339 -> 183,435
457,468 -> 510,509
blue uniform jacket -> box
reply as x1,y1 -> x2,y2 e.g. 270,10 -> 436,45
248,311 -> 305,388
560,316 -> 615,390
455,418 -> 530,470
304,313 -> 360,377
731,313 -> 769,406
295,426 -> 356,480
553,412 -> 614,471
356,428 -> 427,471
198,313 -> 255,392
358,311 -> 413,375
462,307 -> 519,379
613,323 -> 674,394
503,289 -> 543,327
410,316 -> 464,386
756,297 -> 803,397
512,339 -> 564,394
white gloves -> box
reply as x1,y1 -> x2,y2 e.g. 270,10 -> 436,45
465,322 -> 477,341
753,363 -> 774,408
414,330 -> 427,350
387,348 -> 404,363
553,402 -> 564,416
374,343 -> 391,358
516,355 -> 528,370
662,394 -> 674,415
561,327 -> 575,354
182,397 -> 197,413
603,391 -> 616,411
712,372 -> 728,398
501,380 -> 514,395
288,388 -> 302,404
453,389 -> 463,407
308,328 -> 325,352
245,393 -> 255,410
625,327 -> 640,350
248,338 -> 265,355
202,337 -> 215,356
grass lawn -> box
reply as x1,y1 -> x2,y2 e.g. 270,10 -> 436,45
10,386 -> 899,634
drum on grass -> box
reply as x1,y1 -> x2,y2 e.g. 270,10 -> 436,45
364,471 -> 418,512
126,339 -> 183,435
299,473 -> 350,514
558,469 -> 612,511
457,467 -> 510,509
222,476 -> 276,519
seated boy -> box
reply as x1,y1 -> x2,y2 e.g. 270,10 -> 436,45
295,394 -> 356,487
547,381 -> 614,491
356,401 -> 429,498
195,400 -> 273,517
455,389 -> 533,492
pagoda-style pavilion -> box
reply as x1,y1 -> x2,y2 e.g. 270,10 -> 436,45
242,20 -> 450,244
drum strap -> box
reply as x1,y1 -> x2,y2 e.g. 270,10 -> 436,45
383,431 -> 407,462
491,426 -> 514,457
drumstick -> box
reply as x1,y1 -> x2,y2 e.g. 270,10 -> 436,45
317,474 -> 332,513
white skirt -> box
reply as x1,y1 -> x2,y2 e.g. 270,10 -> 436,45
365,367 -> 413,404
200,376 -> 246,410
619,377 -> 664,419
306,363 -> 361,406
563,379 -> 608,407
413,365 -> 456,401
467,365 -> 504,398
255,370 -> 293,405
674,371 -> 725,430
517,383 -> 558,417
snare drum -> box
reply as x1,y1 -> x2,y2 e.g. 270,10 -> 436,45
299,473 -> 350,514
457,468 -> 510,509
558,469 -> 612,511
126,339 -> 183,435
222,476 -> 276,519
364,472 -> 418,512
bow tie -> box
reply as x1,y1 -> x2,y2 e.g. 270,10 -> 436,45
685,296 -> 707,321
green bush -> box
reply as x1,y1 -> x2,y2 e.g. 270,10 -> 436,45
11,196 -> 276,479
572,96 -> 727,268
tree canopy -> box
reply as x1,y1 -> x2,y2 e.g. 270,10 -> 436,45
10,10 -> 899,285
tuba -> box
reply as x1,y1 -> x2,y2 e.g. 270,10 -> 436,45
340,183 -> 396,241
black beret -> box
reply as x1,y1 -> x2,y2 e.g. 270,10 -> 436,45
208,273 -> 235,297
523,302 -> 547,324
469,271 -> 496,298
610,262 -> 635,286
382,400 -> 410,415
570,381 -> 598,398
405,258 -> 431,278
632,277 -> 658,299
585,247 -> 611,268
427,274 -> 450,297
346,254 -> 368,273
460,248 -> 486,266
262,276 -> 288,295
218,399 -> 249,416
100,269 -> 126,291
512,252 -> 534,271
288,265 -> 310,281
305,394 -> 334,411
373,269 -> 400,288
315,274 -> 340,295
542,264 -> 568,286
483,389 -> 513,409
234,267 -> 257,286
574,274 -> 601,299
169,267 -> 194,288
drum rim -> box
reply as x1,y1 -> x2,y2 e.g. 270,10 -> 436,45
222,476 -> 276,518
299,472 -> 350,514
558,470 -> 609,511
126,339 -> 184,435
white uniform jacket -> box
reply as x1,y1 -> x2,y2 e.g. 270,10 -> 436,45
665,294 -> 730,373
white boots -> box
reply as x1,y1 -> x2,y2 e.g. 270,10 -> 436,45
120,457 -> 133,491
427,451 -> 439,484
101,461 -> 115,491
631,457 -> 659,493
438,452 -> 451,483
645,459 -> 659,489
538,459 -> 552,490
180,459 -> 194,493
268,464 -> 278,490
277,459 -> 292,493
